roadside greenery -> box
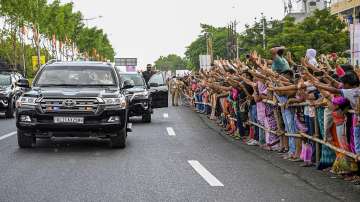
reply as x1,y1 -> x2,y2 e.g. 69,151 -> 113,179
185,9 -> 349,69
154,54 -> 189,73
0,0 -> 115,77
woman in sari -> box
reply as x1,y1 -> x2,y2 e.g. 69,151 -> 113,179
253,79 -> 268,148
316,101 -> 336,170
330,96 -> 358,175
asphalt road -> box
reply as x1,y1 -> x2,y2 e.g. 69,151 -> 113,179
0,107 -> 359,202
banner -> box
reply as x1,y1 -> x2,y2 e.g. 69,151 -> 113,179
126,66 -> 136,72
32,56 -> 46,71
199,55 -> 211,70
115,58 -> 137,67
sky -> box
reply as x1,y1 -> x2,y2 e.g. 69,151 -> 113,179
62,0 -> 291,68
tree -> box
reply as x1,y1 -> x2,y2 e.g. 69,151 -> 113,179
184,9 -> 350,69
0,0 -> 115,77
154,54 -> 188,72
185,24 -> 228,70
237,9 -> 349,61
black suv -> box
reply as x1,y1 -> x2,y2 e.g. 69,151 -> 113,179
117,71 -> 168,122
16,61 -> 133,149
0,68 -> 25,118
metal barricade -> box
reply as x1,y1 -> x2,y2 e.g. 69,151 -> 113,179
181,90 -> 360,162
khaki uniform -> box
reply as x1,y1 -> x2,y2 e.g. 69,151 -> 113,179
170,78 -> 183,106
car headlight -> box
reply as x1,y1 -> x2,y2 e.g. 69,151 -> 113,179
133,91 -> 150,97
103,96 -> 127,109
16,97 -> 38,108
130,91 -> 150,101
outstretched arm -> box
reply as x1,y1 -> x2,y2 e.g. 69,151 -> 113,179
312,82 -> 341,94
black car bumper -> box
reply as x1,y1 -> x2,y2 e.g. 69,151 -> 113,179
16,108 -> 128,137
128,99 -> 151,117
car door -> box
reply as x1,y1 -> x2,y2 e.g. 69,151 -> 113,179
148,72 -> 168,108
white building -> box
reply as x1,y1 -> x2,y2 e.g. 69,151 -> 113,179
285,0 -> 329,22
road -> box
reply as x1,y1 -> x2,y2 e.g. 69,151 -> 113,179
0,106 -> 359,202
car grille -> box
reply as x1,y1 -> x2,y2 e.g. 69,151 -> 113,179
40,97 -> 100,114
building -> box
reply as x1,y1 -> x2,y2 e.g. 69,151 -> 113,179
331,0 -> 360,14
331,0 -> 360,66
285,0 -> 329,23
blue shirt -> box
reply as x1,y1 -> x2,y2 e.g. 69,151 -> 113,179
272,56 -> 290,73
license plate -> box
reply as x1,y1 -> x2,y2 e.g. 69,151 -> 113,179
54,117 -> 84,124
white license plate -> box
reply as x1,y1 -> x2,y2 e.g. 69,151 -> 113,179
54,117 -> 84,124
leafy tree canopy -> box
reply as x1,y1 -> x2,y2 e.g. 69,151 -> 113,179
185,9 -> 349,68
154,54 -> 188,72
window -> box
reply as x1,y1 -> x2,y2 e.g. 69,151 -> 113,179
0,74 -> 11,86
309,1 -> 317,6
35,66 -> 117,86
120,74 -> 145,86
148,73 -> 164,86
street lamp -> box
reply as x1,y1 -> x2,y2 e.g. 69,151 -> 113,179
81,15 -> 103,26
253,13 -> 273,50
261,13 -> 266,50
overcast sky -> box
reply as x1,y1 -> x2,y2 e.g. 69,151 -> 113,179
62,0 -> 290,68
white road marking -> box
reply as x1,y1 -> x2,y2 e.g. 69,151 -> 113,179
188,160 -> 224,187
166,127 -> 176,136
163,113 -> 169,118
0,131 -> 17,141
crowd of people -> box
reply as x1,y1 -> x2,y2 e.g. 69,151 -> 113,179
177,46 -> 360,184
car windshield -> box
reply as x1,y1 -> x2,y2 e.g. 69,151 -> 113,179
35,66 -> 117,87
0,74 -> 11,86
120,74 -> 145,87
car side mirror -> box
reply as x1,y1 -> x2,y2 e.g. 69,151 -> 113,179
149,83 -> 159,88
16,78 -> 30,88
123,80 -> 135,89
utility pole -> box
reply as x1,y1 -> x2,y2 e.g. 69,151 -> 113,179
205,33 -> 209,56
227,20 -> 238,59
261,13 -> 266,50
205,32 -> 213,62
81,15 -> 103,26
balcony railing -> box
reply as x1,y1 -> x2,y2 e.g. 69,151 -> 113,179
331,0 -> 360,14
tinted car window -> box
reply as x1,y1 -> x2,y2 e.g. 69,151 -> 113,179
0,74 -> 11,86
148,73 -> 164,86
120,74 -> 145,87
35,66 -> 117,86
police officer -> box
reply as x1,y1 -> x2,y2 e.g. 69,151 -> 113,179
170,76 -> 184,106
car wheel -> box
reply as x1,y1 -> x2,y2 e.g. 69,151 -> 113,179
17,129 -> 35,148
110,127 -> 126,149
142,113 -> 151,123
5,99 -> 14,118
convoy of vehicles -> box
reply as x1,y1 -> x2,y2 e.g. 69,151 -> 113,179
117,71 -> 168,123
11,61 -> 168,149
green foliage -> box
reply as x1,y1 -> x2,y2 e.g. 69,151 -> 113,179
185,24 -> 228,70
0,0 -> 115,77
185,9 -> 350,68
154,54 -> 188,72
259,9 -> 348,60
